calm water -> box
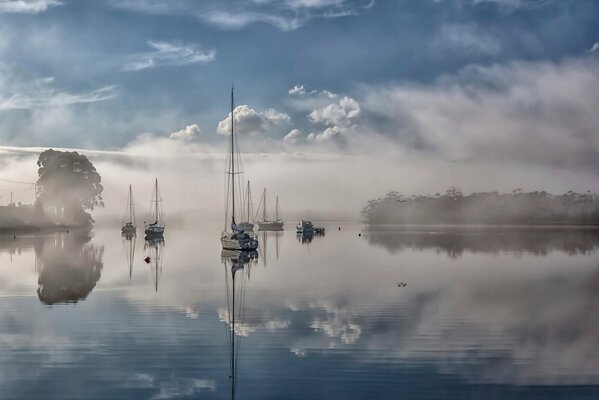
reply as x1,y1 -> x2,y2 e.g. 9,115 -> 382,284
1,224 -> 599,399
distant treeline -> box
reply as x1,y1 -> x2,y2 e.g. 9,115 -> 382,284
362,188 -> 599,225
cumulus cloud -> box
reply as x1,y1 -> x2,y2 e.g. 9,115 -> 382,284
0,0 -> 62,13
216,105 -> 289,135
123,40 -> 215,71
284,129 -> 302,144
168,124 -> 201,140
307,96 -> 361,141
108,0 -> 373,31
288,84 -> 337,98
0,77 -> 116,110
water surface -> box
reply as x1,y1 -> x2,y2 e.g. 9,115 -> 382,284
1,224 -> 599,399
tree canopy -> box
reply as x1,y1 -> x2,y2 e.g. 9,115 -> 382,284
36,149 -> 104,226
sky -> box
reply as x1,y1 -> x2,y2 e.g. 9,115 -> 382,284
0,0 -> 599,220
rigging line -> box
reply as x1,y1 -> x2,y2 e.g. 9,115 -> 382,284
0,178 -> 36,185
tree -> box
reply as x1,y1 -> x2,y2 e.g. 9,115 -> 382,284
36,149 -> 104,226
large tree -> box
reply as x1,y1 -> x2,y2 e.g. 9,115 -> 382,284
36,149 -> 104,226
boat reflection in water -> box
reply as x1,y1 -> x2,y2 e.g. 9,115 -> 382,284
258,230 -> 281,267
221,249 -> 258,400
36,230 -> 104,305
144,237 -> 164,292
122,232 -> 136,279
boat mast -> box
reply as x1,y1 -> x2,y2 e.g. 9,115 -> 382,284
263,188 -> 267,222
246,181 -> 251,223
230,86 -> 236,225
155,178 -> 159,224
276,196 -> 279,221
129,185 -> 135,225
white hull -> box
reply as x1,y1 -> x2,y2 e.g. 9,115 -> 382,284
221,234 -> 259,251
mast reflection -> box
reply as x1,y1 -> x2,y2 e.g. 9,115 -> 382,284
122,232 -> 136,279
258,230 -> 282,267
221,249 -> 258,400
144,237 -> 164,292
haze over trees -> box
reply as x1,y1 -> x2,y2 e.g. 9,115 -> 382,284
362,188 -> 599,225
36,149 -> 104,226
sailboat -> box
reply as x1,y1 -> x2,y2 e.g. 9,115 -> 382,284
256,189 -> 284,231
121,185 -> 137,235
238,181 -> 255,232
144,178 -> 165,239
221,87 -> 259,251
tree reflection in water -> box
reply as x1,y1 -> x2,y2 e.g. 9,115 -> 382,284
35,230 -> 104,305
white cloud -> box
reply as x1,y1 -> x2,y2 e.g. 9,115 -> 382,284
0,0 -> 62,13
587,42 -> 599,53
284,129 -> 302,144
360,58 -> 599,168
289,84 -> 306,95
168,124 -> 201,140
288,84 -> 337,98
309,96 -> 360,126
217,105 -> 289,135
108,0 -> 373,31
0,77 -> 116,110
123,41 -> 215,71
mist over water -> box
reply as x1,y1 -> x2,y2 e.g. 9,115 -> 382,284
1,224 -> 599,399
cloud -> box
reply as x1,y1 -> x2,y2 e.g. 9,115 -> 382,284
587,42 -> 599,53
438,24 -> 501,55
0,0 -> 62,13
288,84 -> 337,98
168,124 -> 201,140
123,40 -> 215,71
216,105 -> 289,135
0,77 -> 116,110
358,58 -> 599,169
306,96 -> 360,142
284,129 -> 302,144
289,84 -> 307,95
108,0 -> 374,31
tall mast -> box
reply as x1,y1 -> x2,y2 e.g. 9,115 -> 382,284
154,178 -> 159,224
128,185 -> 134,224
230,86 -> 235,224
276,196 -> 279,221
263,188 -> 267,222
246,181 -> 251,223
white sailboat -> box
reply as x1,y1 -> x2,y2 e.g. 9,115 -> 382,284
221,87 -> 259,251
256,188 -> 284,231
144,178 -> 165,239
121,184 -> 137,235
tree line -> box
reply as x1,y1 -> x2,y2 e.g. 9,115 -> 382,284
362,187 -> 599,225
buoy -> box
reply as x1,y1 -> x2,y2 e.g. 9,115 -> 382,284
358,233 -> 361,237
144,256 -> 151,264
338,227 -> 341,231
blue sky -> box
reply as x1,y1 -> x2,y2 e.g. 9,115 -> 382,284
0,0 -> 598,147
1,0 -> 599,212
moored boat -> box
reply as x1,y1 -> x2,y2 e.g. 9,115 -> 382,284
221,87 -> 258,251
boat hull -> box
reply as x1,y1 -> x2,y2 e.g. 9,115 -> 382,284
221,235 -> 259,251
145,225 -> 164,239
257,221 -> 284,231
121,224 -> 136,234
